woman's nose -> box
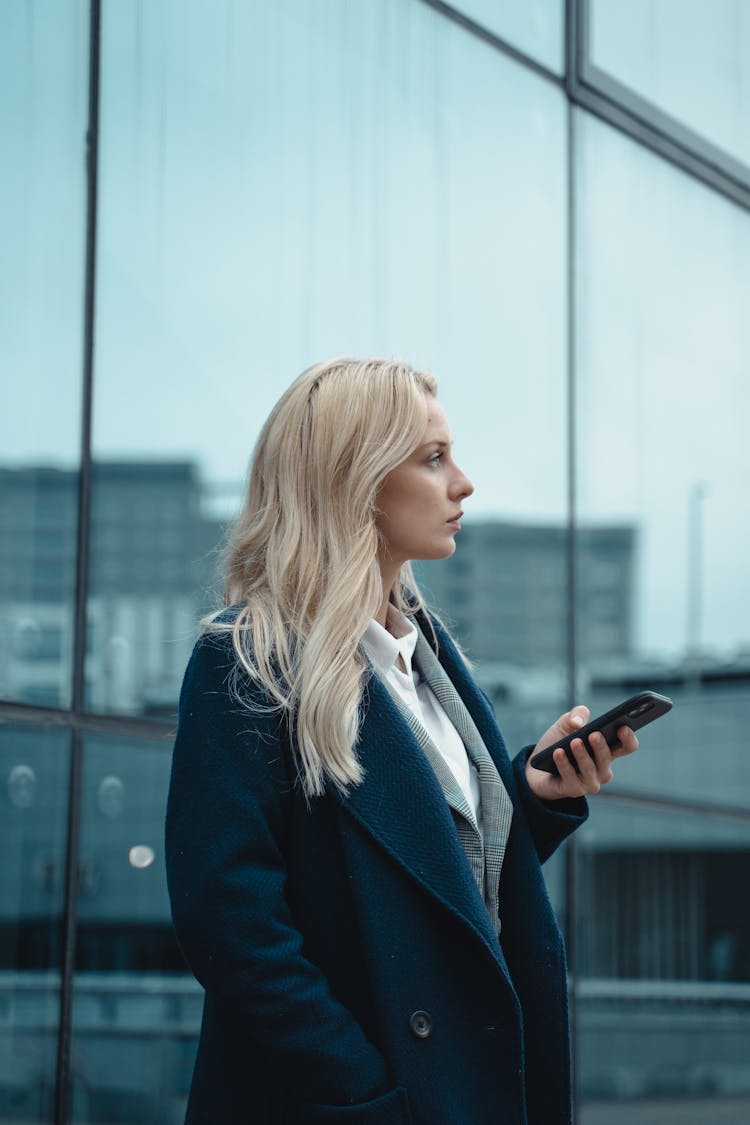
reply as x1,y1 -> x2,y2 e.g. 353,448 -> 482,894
452,468 -> 474,501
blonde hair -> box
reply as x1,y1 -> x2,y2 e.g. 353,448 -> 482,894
206,358 -> 437,798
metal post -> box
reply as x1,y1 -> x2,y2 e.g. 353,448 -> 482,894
53,2 -> 101,1121
564,3 -> 580,1120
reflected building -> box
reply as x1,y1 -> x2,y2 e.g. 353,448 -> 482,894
0,463 -> 224,715
2,467 -> 639,719
419,520 -> 635,667
0,467 -> 77,708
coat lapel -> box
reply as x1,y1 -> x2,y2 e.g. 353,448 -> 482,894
413,630 -> 514,934
374,668 -> 478,829
337,671 -> 508,966
335,636 -> 528,984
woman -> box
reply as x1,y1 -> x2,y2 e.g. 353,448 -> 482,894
166,358 -> 637,1124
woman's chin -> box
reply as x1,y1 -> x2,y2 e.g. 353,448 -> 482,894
422,539 -> 457,561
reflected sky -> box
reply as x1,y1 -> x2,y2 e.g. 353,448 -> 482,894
577,112 -> 750,660
446,0 -> 564,73
2,0 -> 749,661
590,0 -> 750,169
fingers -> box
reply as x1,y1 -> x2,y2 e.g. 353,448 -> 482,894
551,743 -> 589,796
563,731 -> 614,793
612,724 -> 639,759
573,725 -> 639,774
541,718 -> 639,801
585,732 -> 614,785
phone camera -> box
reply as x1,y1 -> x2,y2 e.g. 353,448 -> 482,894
628,702 -> 652,717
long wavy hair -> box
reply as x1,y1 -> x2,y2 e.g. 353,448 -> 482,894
205,358 -> 438,798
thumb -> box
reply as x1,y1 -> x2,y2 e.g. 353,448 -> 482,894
567,705 -> 589,730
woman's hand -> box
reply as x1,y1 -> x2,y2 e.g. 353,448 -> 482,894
525,705 -> 639,801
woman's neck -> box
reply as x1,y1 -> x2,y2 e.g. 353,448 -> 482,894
374,591 -> 391,629
376,555 -> 400,628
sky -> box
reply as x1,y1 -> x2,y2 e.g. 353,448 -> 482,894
2,0 -> 749,661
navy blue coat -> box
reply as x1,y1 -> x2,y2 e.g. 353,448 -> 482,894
165,612 -> 587,1124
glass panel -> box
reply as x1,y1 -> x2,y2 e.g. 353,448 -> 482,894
576,800 -> 750,1119
451,0 -> 563,72
0,1 -> 88,709
0,725 -> 70,1124
416,522 -> 570,764
588,0 -> 750,171
70,735 -> 199,1124
89,0 -> 567,728
575,111 -> 750,809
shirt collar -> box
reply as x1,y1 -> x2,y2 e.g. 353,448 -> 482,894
361,604 -> 418,677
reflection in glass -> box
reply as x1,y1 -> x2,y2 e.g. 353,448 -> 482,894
576,800 -> 750,1116
415,521 -> 571,925
0,1 -> 88,710
89,0 -> 567,719
589,0 -> 750,170
416,520 -> 571,754
85,464 -> 217,719
576,111 -> 750,809
70,736 -> 198,1124
0,726 -> 70,1124
450,0 -> 563,72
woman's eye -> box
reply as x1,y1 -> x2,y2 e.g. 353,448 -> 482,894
428,453 -> 443,467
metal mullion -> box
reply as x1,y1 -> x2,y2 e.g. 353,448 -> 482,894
54,2 -> 102,1122
417,0 -> 566,89
562,23 -> 750,1122
0,700 -> 174,742
564,0 -> 580,1107
564,6 -> 579,761
585,62 -> 750,186
571,0 -> 750,213
571,81 -> 750,213
0,704 -> 74,729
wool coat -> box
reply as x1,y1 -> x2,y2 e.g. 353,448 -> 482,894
165,610 -> 588,1124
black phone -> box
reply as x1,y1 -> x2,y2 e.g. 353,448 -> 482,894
530,690 -> 673,777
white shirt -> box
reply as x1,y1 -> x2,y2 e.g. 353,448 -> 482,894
361,605 -> 482,827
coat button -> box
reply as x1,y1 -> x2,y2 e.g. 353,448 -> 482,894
409,1010 -> 433,1039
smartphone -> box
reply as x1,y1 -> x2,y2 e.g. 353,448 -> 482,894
530,690 -> 673,777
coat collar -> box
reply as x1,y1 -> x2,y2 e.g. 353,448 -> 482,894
335,611 -> 516,977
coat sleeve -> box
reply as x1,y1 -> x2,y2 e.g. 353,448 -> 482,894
165,634 -> 409,1117
511,744 -> 588,864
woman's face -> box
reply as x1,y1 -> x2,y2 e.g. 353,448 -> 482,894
375,396 -> 474,570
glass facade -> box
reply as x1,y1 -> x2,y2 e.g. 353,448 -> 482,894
2,2 -> 749,1121
70,736 -> 197,1122
448,0 -> 564,72
0,0 -> 88,710
588,0 -> 750,170
0,726 -> 70,1123
576,801 -> 750,1123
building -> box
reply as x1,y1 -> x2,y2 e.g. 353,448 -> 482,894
0,463 -> 223,715
3,2 -> 750,1122
417,519 -> 635,665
